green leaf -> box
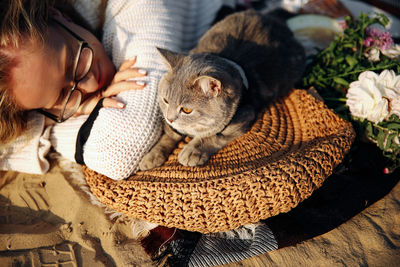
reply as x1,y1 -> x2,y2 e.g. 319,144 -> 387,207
377,129 -> 386,149
385,123 -> 400,131
365,122 -> 374,138
334,105 -> 349,113
385,133 -> 397,150
345,55 -> 358,69
376,13 -> 390,26
388,114 -> 400,123
343,43 -> 355,49
333,77 -> 349,87
336,57 -> 345,63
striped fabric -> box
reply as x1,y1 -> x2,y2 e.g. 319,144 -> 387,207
188,223 -> 278,267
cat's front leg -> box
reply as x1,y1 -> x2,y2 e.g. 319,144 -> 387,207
139,123 -> 183,170
178,137 -> 213,166
178,106 -> 255,166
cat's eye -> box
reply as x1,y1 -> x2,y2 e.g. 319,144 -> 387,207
181,107 -> 193,114
163,98 -> 169,104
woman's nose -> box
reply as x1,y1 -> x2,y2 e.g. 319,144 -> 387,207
76,72 -> 99,94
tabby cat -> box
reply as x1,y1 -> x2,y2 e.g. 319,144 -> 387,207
139,10 -> 305,170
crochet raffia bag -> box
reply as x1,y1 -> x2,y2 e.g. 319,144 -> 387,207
84,89 -> 355,233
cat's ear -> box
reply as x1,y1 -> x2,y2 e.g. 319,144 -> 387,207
156,47 -> 185,69
194,76 -> 222,97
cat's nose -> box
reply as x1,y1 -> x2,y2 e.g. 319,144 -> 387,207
167,118 -> 173,123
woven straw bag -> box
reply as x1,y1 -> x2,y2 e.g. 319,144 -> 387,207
84,89 -> 355,233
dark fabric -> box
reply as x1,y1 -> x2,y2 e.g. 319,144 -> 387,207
141,226 -> 202,267
165,231 -> 202,267
75,98 -> 104,164
141,226 -> 183,256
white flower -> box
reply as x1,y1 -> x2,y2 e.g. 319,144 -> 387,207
391,96 -> 400,118
346,70 -> 400,123
382,44 -> 400,59
364,48 -> 380,62
346,71 -> 388,123
376,69 -> 400,98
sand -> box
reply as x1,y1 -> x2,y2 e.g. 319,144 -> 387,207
1,153 -> 399,267
235,178 -> 400,266
0,161 -> 153,267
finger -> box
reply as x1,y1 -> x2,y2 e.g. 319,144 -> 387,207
75,96 -> 101,115
113,68 -> 147,83
102,80 -> 146,97
118,57 -> 137,71
102,97 -> 126,109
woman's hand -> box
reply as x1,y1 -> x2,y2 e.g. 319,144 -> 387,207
75,57 -> 147,115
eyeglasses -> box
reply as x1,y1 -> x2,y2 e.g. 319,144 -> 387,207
37,19 -> 93,123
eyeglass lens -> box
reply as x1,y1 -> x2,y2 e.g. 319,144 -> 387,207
49,46 -> 92,121
39,20 -> 94,122
75,47 -> 93,81
62,89 -> 82,120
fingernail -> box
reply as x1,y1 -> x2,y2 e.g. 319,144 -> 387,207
138,69 -> 147,74
117,102 -> 125,108
130,55 -> 137,61
136,81 -> 146,86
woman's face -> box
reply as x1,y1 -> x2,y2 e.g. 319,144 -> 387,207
9,12 -> 115,111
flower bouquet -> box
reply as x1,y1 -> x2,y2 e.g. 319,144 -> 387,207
302,13 -> 400,172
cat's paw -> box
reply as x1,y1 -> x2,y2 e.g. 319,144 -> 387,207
139,150 -> 167,171
178,145 -> 210,166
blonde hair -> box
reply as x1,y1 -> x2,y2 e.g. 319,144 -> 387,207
0,0 -> 53,47
0,52 -> 25,143
0,0 -> 54,143
0,0 -> 108,144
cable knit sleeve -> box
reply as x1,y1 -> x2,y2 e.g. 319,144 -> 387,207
0,112 -> 51,174
50,115 -> 89,162
81,0 -> 225,179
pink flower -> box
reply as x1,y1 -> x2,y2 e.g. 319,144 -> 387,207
378,32 -> 394,50
363,27 -> 395,60
363,37 -> 375,47
383,167 -> 390,174
366,27 -> 383,37
338,20 -> 347,30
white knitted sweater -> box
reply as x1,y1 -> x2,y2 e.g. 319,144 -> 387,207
1,0 -> 232,179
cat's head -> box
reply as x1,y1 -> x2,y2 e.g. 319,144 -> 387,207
156,47 -> 244,137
